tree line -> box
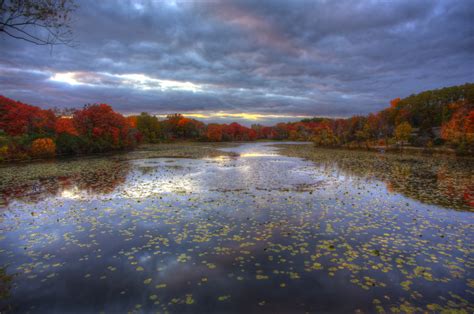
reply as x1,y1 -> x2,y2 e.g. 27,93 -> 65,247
0,83 -> 473,160
0,99 -> 140,160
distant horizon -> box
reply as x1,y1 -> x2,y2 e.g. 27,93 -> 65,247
2,80 -> 472,126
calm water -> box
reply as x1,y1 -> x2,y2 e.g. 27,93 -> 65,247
0,142 -> 473,313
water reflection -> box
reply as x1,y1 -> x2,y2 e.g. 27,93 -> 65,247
0,267 -> 13,312
0,143 -> 472,313
0,159 -> 130,206
0,144 -> 471,211
278,144 -> 474,211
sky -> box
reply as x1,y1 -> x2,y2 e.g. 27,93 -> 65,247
1,0 -> 473,125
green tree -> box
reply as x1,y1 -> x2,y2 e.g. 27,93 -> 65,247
136,113 -> 162,143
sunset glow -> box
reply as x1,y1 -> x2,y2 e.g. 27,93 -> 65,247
1,0 -> 469,124
50,71 -> 204,92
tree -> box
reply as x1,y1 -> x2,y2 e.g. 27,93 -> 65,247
441,102 -> 474,153
30,137 -> 55,157
73,104 -> 132,151
136,113 -> 162,143
0,95 -> 56,136
126,116 -> 137,128
247,128 -> 257,141
0,0 -> 77,46
312,125 -> 338,147
55,117 -> 78,135
55,132 -> 84,155
390,97 -> 401,108
274,123 -> 289,140
176,117 -> 205,139
261,126 -> 276,139
355,127 -> 370,148
394,121 -> 412,145
206,124 -> 223,142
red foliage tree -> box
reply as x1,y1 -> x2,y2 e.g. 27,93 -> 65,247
261,126 -> 276,139
0,95 -> 56,136
247,128 -> 257,141
55,117 -> 78,136
206,124 -> 223,141
441,101 -> 474,152
73,104 -> 130,147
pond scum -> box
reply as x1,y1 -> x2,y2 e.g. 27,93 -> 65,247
0,142 -> 473,313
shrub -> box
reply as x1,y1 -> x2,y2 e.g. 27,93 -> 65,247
56,133 -> 86,155
0,145 -> 8,161
30,138 -> 56,158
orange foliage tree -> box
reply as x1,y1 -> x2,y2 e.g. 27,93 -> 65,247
31,138 -> 56,158
390,97 -> 401,108
441,102 -> 474,152
126,116 -> 138,128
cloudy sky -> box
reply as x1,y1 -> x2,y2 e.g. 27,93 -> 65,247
1,0 -> 473,125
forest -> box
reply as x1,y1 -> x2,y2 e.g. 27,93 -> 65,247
0,83 -> 473,161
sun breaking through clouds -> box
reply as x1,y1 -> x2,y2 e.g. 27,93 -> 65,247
50,71 -> 204,92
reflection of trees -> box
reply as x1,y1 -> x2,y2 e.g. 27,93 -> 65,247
0,267 -> 13,311
345,156 -> 472,211
281,145 -> 474,211
342,154 -> 472,211
138,166 -> 156,175
437,165 -> 474,208
0,160 -> 130,206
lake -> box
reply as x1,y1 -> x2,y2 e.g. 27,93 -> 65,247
0,142 -> 473,313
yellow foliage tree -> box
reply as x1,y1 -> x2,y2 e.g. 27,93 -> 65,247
394,122 -> 412,145
312,127 -> 339,147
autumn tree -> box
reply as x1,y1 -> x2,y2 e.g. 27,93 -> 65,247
261,126 -> 276,139
30,137 -> 56,157
312,125 -> 338,147
394,121 -> 412,146
0,95 -> 56,136
273,123 -> 289,140
73,104 -> 134,152
247,128 -> 257,141
126,116 -> 137,128
206,124 -> 223,142
54,117 -> 82,154
390,97 -> 401,108
355,126 -> 370,148
441,102 -> 474,154
176,117 -> 205,139
0,0 -> 77,46
55,117 -> 78,136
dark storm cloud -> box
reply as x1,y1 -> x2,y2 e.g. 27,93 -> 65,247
0,0 -> 473,124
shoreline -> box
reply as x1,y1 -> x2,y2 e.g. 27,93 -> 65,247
0,140 -> 471,165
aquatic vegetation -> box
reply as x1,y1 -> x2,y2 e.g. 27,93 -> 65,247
277,143 -> 474,211
0,142 -> 472,312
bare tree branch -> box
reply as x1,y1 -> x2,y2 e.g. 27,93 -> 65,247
0,0 -> 77,46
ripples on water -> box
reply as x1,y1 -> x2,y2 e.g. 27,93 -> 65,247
0,142 -> 473,312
